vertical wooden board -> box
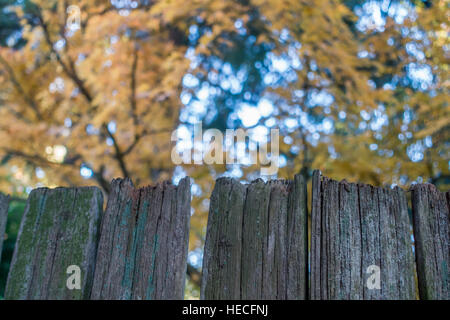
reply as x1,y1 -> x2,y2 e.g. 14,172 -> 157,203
200,178 -> 246,299
101,179 -> 137,299
346,182 -> 362,299
325,178 -> 339,299
202,175 -> 308,300
135,184 -> 166,300
200,180 -> 225,300
378,187 -> 398,298
411,184 -> 449,300
310,170 -> 322,300
375,186 -> 415,299
164,177 -> 191,299
359,183 -> 382,300
89,178 -> 132,298
262,180 -> 290,299
4,187 -> 103,300
154,184 -> 177,299
91,177 -> 191,300
127,186 -> 153,300
310,171 -> 415,300
338,181 -> 358,299
286,174 -> 308,300
392,187 -> 415,299
0,193 -> 9,265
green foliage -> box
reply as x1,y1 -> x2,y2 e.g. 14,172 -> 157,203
0,199 -> 25,298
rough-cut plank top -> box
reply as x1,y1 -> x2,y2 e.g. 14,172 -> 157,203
5,187 -> 103,300
201,175 -> 308,300
411,184 -> 449,300
91,177 -> 191,300
0,193 -> 9,265
310,170 -> 415,300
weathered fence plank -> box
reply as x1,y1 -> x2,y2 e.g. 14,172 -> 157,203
91,177 -> 191,300
310,170 -> 415,300
5,187 -> 103,300
411,184 -> 449,300
0,193 -> 9,265
201,178 -> 246,300
201,175 -> 308,300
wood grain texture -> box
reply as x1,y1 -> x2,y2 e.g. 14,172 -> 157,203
411,184 -> 449,300
310,170 -> 415,300
201,175 -> 308,300
201,177 -> 246,300
5,187 -> 103,300
91,177 -> 191,300
0,193 -> 9,265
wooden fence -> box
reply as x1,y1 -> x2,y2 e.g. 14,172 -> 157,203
90,177 -> 190,300
201,175 -> 308,299
411,184 -> 449,300
0,170 -> 448,300
5,187 -> 103,299
310,171 -> 415,299
3,178 -> 191,300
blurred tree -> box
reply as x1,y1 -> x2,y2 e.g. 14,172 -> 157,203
0,0 -> 42,48
176,0 -> 448,187
0,0 -> 192,193
324,0 -> 449,188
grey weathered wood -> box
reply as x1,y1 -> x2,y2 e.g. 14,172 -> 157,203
286,174 -> 308,299
0,193 -> 9,265
91,177 -> 191,300
5,187 -> 103,300
201,178 -> 246,300
201,175 -> 308,300
310,170 -> 415,300
411,184 -> 449,300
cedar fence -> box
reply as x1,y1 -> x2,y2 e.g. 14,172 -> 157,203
0,170 -> 448,300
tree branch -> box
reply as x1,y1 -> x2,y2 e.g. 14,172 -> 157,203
123,127 -> 174,156
81,6 -> 116,31
2,148 -> 112,194
102,124 -> 130,178
0,55 -> 42,120
36,10 -> 93,103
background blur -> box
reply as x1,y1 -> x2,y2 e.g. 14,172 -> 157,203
0,0 -> 448,299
